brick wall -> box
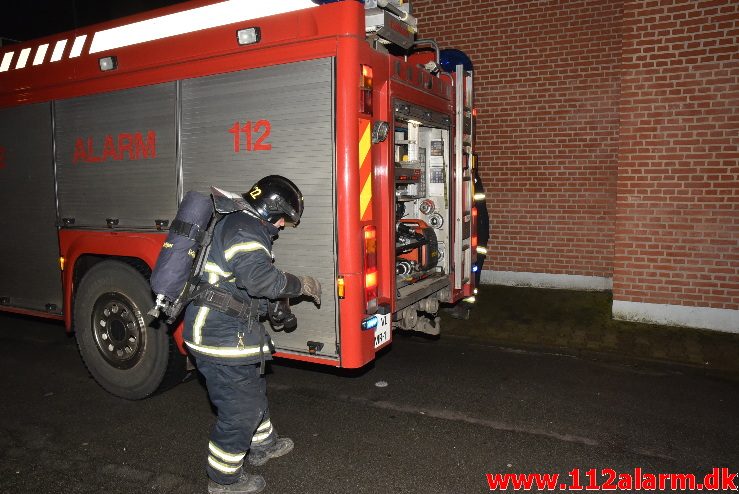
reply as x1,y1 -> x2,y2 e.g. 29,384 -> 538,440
413,0 -> 739,317
616,0 -> 739,310
413,0 -> 623,279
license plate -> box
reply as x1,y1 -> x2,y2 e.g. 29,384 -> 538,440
374,313 -> 391,348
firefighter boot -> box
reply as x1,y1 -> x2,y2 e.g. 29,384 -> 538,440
208,472 -> 266,494
247,437 -> 294,467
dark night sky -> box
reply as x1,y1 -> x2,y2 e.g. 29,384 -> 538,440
0,0 -> 188,43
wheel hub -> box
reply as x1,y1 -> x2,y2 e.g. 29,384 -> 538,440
91,293 -> 144,369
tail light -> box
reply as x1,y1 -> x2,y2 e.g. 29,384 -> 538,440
364,225 -> 378,308
360,65 -> 373,115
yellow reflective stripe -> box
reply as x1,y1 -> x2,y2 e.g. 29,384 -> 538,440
224,242 -> 270,261
209,442 -> 246,463
204,262 -> 232,285
476,246 -> 488,255
193,307 -> 210,345
473,192 -> 486,201
256,419 -> 272,433
208,456 -> 241,474
252,425 -> 274,443
204,262 -> 231,278
185,341 -> 271,358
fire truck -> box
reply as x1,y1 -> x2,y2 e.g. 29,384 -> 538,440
0,0 -> 477,399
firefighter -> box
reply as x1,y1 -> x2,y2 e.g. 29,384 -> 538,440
472,156 -> 490,288
183,175 -> 321,494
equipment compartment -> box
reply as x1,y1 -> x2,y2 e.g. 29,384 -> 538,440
393,101 -> 451,290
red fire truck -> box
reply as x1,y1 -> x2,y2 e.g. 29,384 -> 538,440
0,0 -> 476,399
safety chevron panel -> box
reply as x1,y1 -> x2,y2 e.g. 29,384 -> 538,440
358,118 -> 373,222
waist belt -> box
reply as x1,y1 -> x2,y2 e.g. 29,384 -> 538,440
195,286 -> 259,322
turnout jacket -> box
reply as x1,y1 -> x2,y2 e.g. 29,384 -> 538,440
183,211 -> 302,365
472,168 -> 490,248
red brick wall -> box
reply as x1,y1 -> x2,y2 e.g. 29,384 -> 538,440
616,0 -> 739,310
413,0 -> 623,278
413,0 -> 738,312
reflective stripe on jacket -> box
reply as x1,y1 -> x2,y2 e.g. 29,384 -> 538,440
183,211 -> 295,365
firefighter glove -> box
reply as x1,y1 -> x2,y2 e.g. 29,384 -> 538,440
268,299 -> 297,332
299,276 -> 321,306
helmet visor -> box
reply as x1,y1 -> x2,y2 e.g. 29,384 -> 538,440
274,195 -> 302,226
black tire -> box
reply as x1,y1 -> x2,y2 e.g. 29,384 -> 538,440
74,260 -> 185,400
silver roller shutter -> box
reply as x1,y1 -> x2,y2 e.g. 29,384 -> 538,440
180,58 -> 337,358
0,103 -> 62,312
54,83 -> 178,229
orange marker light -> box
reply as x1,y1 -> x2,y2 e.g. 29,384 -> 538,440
337,276 -> 345,299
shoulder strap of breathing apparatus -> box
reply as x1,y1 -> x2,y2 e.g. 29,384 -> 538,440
158,210 -> 223,324
149,187 -> 262,324
163,190 -> 266,324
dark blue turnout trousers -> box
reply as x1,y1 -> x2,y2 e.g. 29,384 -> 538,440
195,359 -> 277,485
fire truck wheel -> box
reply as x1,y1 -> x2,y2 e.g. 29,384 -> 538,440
74,260 -> 184,400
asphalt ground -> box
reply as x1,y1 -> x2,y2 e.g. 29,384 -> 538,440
0,306 -> 737,494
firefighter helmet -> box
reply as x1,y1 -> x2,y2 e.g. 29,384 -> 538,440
243,175 -> 304,226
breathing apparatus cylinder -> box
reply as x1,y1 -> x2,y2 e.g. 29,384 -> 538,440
149,191 -> 214,318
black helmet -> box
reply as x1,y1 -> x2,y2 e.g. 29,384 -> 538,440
243,175 -> 304,226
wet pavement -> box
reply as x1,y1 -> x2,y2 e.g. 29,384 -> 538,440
1,309 -> 737,493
